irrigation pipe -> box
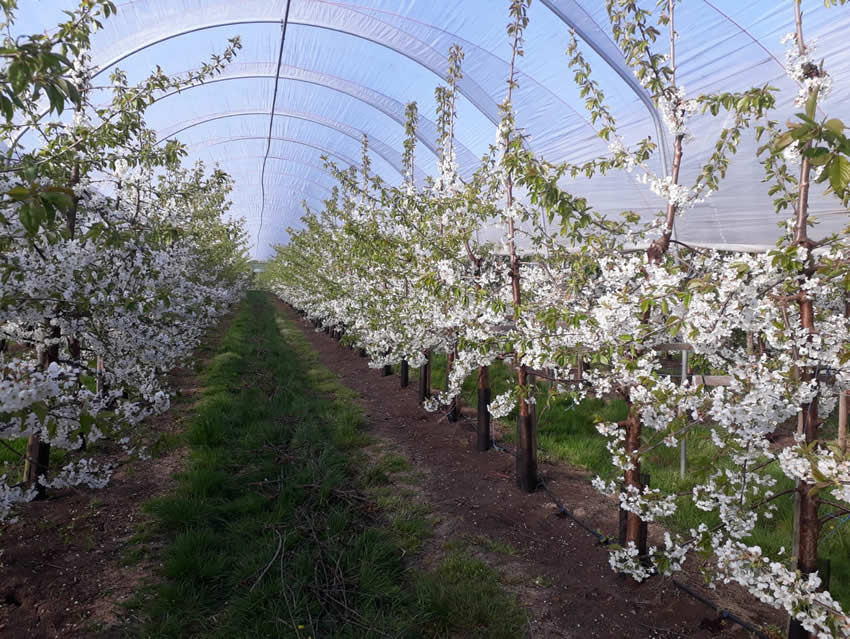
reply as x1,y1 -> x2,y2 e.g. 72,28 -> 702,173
671,580 -> 770,639
490,438 -> 610,544
310,316 -> 770,639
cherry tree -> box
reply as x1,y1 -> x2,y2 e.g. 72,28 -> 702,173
0,1 -> 249,520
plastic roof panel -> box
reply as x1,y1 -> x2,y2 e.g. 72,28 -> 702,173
14,1 -> 850,257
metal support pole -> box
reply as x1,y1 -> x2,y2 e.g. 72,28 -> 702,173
680,349 -> 688,478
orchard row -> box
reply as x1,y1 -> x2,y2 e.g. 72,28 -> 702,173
263,1 -> 850,637
1,4 -> 250,518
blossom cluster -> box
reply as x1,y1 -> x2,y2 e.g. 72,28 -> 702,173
261,2 -> 850,635
0,10 -> 250,520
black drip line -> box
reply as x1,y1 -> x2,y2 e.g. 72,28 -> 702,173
256,0 -> 292,253
487,437 -> 767,638
308,314 -> 769,638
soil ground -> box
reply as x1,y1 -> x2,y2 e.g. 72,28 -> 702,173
0,300 -> 784,638
278,300 -> 783,639
0,316 -> 232,639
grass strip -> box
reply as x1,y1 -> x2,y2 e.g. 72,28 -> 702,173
131,291 -> 526,638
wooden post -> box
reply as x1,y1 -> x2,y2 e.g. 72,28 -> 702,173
419,352 -> 431,402
516,365 -> 537,493
446,350 -> 458,423
618,505 -> 627,549
477,366 -> 491,451
819,558 -> 831,591
400,360 -> 409,388
381,364 -> 392,377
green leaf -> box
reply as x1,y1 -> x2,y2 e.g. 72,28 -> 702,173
40,190 -> 73,211
31,401 -> 48,425
772,131 -> 794,152
806,147 -> 831,166
18,201 -> 45,234
828,155 -> 850,196
7,185 -> 30,200
0,93 -> 14,121
825,118 -> 845,136
7,60 -> 28,94
45,82 -> 64,115
805,88 -> 819,120
79,412 -> 95,433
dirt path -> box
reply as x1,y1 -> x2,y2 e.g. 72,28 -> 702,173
0,300 -> 781,639
280,301 -> 780,639
0,315 -> 232,639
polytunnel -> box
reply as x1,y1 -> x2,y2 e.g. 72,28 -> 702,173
14,0 -> 850,257
7,3 -> 850,638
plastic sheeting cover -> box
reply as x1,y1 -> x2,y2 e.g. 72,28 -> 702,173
13,0 -> 850,258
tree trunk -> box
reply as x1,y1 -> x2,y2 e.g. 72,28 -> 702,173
516,364 -> 537,492
418,352 -> 431,402
789,297 -> 821,639
24,323 -> 60,496
68,337 -> 81,362
446,350 -> 458,422
400,359 -> 409,388
22,437 -> 50,497
477,366 -> 491,451
621,406 -> 645,554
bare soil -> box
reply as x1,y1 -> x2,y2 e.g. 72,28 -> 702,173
280,300 -> 783,639
0,301 -> 785,639
0,315 -> 233,639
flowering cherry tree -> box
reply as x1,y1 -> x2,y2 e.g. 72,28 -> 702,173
263,1 -> 850,636
0,1 -> 249,520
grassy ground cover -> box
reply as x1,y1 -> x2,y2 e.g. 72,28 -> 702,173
528,393 -> 850,608
130,291 -> 527,638
413,352 -> 850,608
